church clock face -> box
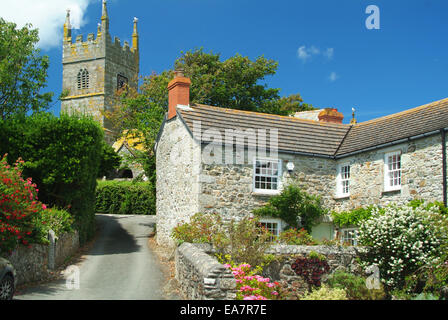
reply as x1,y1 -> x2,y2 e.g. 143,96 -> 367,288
117,74 -> 128,90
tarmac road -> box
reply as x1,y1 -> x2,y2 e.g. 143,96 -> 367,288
15,214 -> 169,300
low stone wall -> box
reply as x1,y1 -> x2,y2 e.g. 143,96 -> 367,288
175,242 -> 362,300
175,243 -> 236,300
264,245 -> 362,298
6,231 -> 79,286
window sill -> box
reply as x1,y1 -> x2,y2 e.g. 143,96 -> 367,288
252,190 -> 280,197
333,194 -> 350,200
382,187 -> 401,194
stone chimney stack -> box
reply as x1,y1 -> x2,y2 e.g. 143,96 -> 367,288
167,69 -> 191,120
318,108 -> 344,124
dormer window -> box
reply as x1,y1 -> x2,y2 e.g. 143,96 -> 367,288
77,69 -> 89,89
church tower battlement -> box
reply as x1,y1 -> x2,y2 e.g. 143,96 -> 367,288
61,0 -> 139,144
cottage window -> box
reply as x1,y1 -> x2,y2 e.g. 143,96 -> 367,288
340,228 -> 358,246
258,218 -> 282,242
384,151 -> 401,191
336,163 -> 350,197
253,158 -> 282,194
77,68 -> 89,89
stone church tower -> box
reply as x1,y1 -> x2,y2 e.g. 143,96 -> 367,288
60,0 -> 139,144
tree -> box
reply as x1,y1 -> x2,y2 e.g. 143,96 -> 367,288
97,142 -> 121,178
0,18 -> 53,120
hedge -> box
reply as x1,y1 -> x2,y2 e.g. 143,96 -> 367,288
95,180 -> 155,215
0,113 -> 103,244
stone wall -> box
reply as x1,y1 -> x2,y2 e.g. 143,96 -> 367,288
156,117 -> 202,246
175,242 -> 236,300
199,134 -> 446,218
6,231 -> 79,286
174,242 -> 361,300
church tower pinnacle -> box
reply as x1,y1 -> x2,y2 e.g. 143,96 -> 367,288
60,1 -> 140,145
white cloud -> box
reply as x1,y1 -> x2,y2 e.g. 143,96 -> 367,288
0,0 -> 95,50
324,48 -> 334,60
328,72 -> 339,82
297,46 -> 311,62
297,45 -> 334,63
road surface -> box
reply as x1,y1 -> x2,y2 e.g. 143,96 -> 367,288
15,214 -> 170,300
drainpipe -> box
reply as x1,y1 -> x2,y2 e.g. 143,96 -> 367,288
441,129 -> 447,206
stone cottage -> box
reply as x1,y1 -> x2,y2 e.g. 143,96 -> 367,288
155,71 -> 448,246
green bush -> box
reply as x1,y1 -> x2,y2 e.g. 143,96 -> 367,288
276,228 -> 317,245
171,213 -> 273,267
0,113 -> 103,244
331,206 -> 378,228
326,270 -> 385,300
32,207 -> 75,244
253,183 -> 326,232
95,180 -> 155,215
300,284 -> 348,300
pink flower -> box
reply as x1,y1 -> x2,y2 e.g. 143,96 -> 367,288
223,264 -> 231,269
42,204 -> 47,210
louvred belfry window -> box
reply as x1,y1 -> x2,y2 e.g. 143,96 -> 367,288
77,69 -> 89,89
117,74 -> 128,90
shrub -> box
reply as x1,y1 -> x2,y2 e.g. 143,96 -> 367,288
253,183 -> 326,232
0,155 -> 41,254
276,228 -> 317,245
171,213 -> 273,267
32,207 -> 74,244
223,217 -> 273,267
171,212 -> 223,245
95,180 -> 155,215
97,142 -> 121,178
331,206 -> 378,228
223,263 -> 280,300
326,270 -> 385,300
0,113 -> 104,244
291,251 -> 330,291
300,284 -> 348,300
357,204 -> 445,291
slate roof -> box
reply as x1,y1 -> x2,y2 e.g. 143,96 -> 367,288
336,97 -> 448,156
175,97 -> 448,158
178,104 -> 349,157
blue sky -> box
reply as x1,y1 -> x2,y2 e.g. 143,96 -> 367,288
2,0 -> 447,123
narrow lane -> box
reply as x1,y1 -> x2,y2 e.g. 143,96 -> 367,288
15,214 -> 168,300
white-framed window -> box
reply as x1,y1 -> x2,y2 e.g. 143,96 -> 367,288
340,228 -> 358,246
253,158 -> 282,194
258,218 -> 283,242
336,163 -> 350,197
384,151 -> 402,191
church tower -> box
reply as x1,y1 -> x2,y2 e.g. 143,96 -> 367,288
61,0 -> 139,144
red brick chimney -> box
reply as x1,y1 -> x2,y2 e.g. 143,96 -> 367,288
318,108 -> 344,124
167,69 -> 191,120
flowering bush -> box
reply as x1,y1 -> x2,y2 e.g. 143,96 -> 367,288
357,204 -> 445,291
300,284 -> 348,300
291,251 -> 330,291
0,155 -> 42,254
224,263 -> 280,300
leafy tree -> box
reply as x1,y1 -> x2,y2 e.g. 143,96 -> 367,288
97,142 -> 121,178
0,18 -> 53,120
